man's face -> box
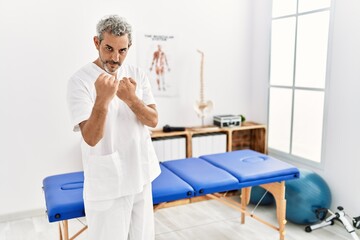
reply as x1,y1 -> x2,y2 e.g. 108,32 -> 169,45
94,31 -> 130,74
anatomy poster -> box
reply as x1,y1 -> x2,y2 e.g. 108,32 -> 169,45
137,34 -> 177,97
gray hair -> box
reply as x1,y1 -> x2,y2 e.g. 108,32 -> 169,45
96,15 -> 132,46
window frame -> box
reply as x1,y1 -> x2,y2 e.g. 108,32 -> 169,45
267,1 -> 334,168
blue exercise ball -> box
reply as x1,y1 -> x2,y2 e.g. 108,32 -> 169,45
250,186 -> 275,205
285,169 -> 332,225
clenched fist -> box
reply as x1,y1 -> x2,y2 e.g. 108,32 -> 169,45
94,73 -> 119,107
117,77 -> 137,105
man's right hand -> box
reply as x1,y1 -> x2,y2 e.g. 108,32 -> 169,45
79,73 -> 119,147
94,73 -> 119,108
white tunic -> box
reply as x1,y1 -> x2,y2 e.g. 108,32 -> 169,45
67,63 -> 161,201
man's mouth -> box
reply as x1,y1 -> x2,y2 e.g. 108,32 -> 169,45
107,61 -> 120,67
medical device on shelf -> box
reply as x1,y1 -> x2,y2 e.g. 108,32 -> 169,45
305,206 -> 360,240
213,115 -> 242,128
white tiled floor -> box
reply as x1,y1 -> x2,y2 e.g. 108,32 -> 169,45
0,198 -> 357,240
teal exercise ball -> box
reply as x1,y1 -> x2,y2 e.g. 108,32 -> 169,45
250,186 -> 275,205
285,169 -> 332,225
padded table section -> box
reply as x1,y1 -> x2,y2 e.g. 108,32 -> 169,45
43,171 -> 85,222
152,164 -> 195,204
200,150 -> 300,187
162,158 -> 239,195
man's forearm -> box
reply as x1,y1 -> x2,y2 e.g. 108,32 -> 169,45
128,99 -> 158,128
79,101 -> 109,147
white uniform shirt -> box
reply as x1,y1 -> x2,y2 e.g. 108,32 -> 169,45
67,63 -> 161,201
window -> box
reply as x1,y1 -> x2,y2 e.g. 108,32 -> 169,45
268,0 -> 331,164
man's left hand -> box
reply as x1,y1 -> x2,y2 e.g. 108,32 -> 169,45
117,77 -> 137,105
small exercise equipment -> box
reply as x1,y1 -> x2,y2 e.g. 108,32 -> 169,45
305,206 -> 360,240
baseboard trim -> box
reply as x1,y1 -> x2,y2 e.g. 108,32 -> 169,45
0,209 -> 45,223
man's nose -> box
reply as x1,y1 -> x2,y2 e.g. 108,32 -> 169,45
111,51 -> 120,62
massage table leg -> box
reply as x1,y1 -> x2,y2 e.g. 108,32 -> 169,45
59,220 -> 69,240
208,189 -> 286,240
59,223 -> 63,240
240,187 -> 251,224
58,219 -> 88,240
221,182 -> 287,240
260,181 -> 287,240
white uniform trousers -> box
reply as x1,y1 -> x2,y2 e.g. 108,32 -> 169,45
84,183 -> 155,240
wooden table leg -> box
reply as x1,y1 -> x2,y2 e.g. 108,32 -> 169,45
240,187 -> 251,224
261,181 -> 287,240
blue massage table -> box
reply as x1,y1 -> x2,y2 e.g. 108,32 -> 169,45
43,150 -> 299,240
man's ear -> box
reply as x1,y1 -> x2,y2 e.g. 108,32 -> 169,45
93,36 -> 100,50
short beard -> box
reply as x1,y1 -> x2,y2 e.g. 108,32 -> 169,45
99,54 -> 120,74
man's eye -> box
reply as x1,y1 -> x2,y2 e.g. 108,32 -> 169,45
106,46 -> 112,51
120,49 -> 127,54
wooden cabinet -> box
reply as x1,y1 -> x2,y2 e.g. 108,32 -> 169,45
151,121 -> 267,157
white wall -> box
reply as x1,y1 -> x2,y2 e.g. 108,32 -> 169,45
0,0 -> 252,217
322,0 -> 360,215
249,1 -> 272,123
251,0 -> 360,215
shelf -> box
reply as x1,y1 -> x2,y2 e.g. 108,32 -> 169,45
151,121 -> 267,157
